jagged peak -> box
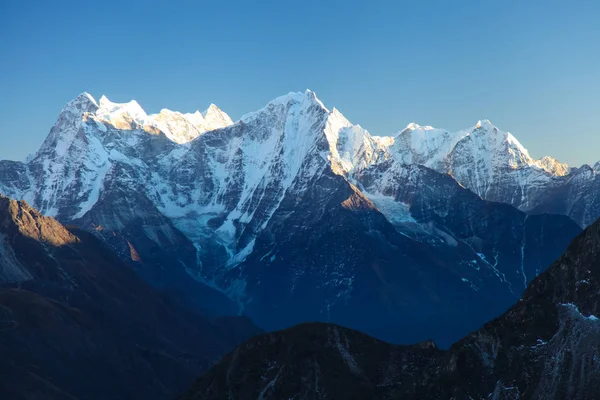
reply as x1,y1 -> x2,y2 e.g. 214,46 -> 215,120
94,95 -> 149,130
36,92 -> 101,158
389,119 -> 575,176
471,120 -> 528,151
98,94 -> 110,107
473,119 -> 500,132
202,103 -> 221,117
399,120 -> 500,136
77,92 -> 98,107
0,195 -> 78,247
463,123 -> 571,174
305,89 -> 328,111
575,164 -> 595,174
329,107 -> 352,126
536,156 -> 570,176
240,89 -> 328,123
61,92 -> 99,115
266,89 -> 327,111
202,103 -> 234,128
97,95 -> 146,117
183,110 -> 206,128
468,120 -> 527,150
469,122 -> 534,166
403,122 -> 436,132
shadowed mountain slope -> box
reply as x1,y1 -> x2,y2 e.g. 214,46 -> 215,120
0,91 -> 582,347
0,194 -> 260,400
181,214 -> 600,400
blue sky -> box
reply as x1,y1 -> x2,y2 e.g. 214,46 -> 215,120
1,0 -> 599,165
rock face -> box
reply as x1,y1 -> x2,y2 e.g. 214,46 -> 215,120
180,217 -> 600,400
528,164 -> 600,228
0,90 -> 582,346
0,194 -> 260,400
386,121 -> 600,228
392,120 -> 570,210
232,163 -> 580,345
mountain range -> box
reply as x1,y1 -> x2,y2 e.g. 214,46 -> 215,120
0,90 -> 592,346
181,212 -> 600,400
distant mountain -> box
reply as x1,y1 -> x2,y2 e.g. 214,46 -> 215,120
0,194 -> 260,400
388,120 -> 600,228
180,216 -> 600,400
0,90 -> 582,346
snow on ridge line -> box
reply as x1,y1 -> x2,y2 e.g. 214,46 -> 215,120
240,89 -> 329,123
64,93 -> 235,144
390,118 -> 570,176
56,90 -> 569,177
561,303 -> 600,321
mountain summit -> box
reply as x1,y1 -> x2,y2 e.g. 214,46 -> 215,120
0,90 -> 584,346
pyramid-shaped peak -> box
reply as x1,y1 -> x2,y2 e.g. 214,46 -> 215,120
240,90 -> 329,123
202,103 -> 221,116
62,92 -> 99,115
474,119 -> 498,131
76,92 -> 98,107
201,103 -> 233,128
98,95 -> 111,107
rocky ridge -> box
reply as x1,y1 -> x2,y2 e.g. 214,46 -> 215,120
181,216 -> 600,399
0,91 -> 583,345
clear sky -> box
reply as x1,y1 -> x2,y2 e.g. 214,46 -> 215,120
1,0 -> 599,166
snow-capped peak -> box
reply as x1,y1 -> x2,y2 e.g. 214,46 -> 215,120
61,92 -> 99,115
460,122 -> 535,170
5,89 -> 586,273
97,96 -> 147,119
474,119 -> 496,130
466,120 -> 569,174
202,103 -> 234,129
330,107 -> 351,125
535,156 -> 570,176
404,122 -> 436,132
36,92 -> 100,158
389,118 -> 571,180
53,93 -> 234,143
240,89 -> 328,123
202,103 -> 220,115
97,95 -> 144,115
95,95 -> 149,129
149,108 -> 204,144
272,90 -> 328,111
183,110 -> 206,128
78,92 -> 99,108
29,90 -> 575,228
98,95 -> 110,107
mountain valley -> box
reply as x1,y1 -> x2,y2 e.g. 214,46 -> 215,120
182,216 -> 600,399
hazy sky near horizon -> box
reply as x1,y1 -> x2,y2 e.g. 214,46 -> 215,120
1,0 -> 599,166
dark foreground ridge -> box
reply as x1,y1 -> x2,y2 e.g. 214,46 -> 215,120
181,217 -> 600,400
0,194 -> 261,400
